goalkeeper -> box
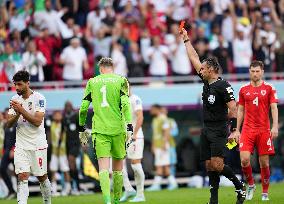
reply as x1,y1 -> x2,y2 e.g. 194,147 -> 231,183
78,57 -> 133,204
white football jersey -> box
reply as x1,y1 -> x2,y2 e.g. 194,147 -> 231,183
129,94 -> 144,139
8,91 -> 48,150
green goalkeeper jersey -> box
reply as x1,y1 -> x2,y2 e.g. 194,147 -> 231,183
79,73 -> 132,136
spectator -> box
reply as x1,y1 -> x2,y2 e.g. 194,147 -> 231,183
0,42 -> 22,82
193,28 -> 210,63
22,40 -> 46,82
145,4 -> 167,38
59,37 -> 89,81
139,29 -> 151,64
102,4 -> 116,32
221,9 -> 234,44
212,35 -> 231,74
232,18 -> 253,73
121,1 -> 141,42
254,19 -> 277,72
126,41 -> 145,77
34,26 -> 61,81
147,36 -> 170,77
86,6 -> 106,37
8,2 -> 30,33
168,28 -> 192,76
90,29 -> 112,58
75,0 -> 89,27
111,40 -> 128,77
56,0 -> 78,21
195,7 -> 212,40
34,0 -> 64,36
9,30 -> 25,54
167,0 -> 191,22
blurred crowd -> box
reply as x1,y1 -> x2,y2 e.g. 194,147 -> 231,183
0,0 -> 284,86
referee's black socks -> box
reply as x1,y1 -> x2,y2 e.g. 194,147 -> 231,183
221,165 -> 243,190
208,171 -> 220,204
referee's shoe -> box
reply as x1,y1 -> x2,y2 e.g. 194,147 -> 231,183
235,182 -> 246,204
206,182 -> 246,204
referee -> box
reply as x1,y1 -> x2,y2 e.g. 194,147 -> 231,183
180,28 -> 246,204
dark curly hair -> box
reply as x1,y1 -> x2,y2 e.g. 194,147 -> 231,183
202,57 -> 221,72
12,70 -> 30,82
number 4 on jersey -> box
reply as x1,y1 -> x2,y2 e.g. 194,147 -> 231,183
253,96 -> 258,106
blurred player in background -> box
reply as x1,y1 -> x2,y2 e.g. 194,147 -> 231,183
78,57 -> 133,204
49,110 -> 71,196
62,101 -> 81,194
146,104 -> 177,192
236,60 -> 278,201
162,107 -> 178,190
0,108 -> 16,199
120,92 -> 145,202
6,70 -> 51,204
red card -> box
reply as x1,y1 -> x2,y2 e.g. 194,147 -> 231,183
179,20 -> 185,31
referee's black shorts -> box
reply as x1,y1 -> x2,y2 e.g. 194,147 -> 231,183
200,122 -> 228,161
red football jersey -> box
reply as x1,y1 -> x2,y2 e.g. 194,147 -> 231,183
238,81 -> 278,130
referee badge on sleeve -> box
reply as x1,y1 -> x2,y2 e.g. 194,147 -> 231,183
39,100 -> 45,107
208,95 -> 215,104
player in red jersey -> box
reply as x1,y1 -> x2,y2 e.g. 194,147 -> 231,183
235,61 -> 278,201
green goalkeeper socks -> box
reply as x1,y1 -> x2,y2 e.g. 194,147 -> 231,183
113,171 -> 123,203
99,170 -> 111,204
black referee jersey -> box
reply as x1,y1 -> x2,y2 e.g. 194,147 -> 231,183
199,73 -> 235,126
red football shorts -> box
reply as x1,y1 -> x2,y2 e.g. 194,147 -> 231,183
239,129 -> 275,155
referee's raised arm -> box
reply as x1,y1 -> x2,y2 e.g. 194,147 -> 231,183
179,28 -> 202,74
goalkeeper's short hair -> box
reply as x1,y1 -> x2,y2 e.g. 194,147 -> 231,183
98,57 -> 114,69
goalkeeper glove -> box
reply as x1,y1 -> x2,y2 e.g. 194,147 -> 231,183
78,125 -> 90,146
126,124 -> 135,149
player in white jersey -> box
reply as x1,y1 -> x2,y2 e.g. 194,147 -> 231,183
6,71 -> 51,204
120,93 -> 145,202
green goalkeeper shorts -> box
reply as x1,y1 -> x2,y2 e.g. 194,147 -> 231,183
93,133 -> 126,160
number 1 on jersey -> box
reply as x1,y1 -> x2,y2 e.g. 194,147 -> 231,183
253,96 -> 258,106
100,85 -> 109,107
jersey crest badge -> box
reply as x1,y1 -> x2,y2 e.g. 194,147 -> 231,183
261,90 -> 266,96
208,95 -> 215,104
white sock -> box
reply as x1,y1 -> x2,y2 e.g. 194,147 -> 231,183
123,161 -> 135,192
0,178 -> 8,195
51,181 -> 57,194
168,175 -> 177,186
131,163 -> 145,197
64,182 -> 71,193
40,179 -> 51,204
153,175 -> 162,186
17,180 -> 29,204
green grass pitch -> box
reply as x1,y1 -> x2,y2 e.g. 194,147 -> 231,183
1,183 -> 283,204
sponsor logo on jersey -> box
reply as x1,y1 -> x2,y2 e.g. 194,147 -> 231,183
240,143 -> 243,148
246,92 -> 250,96
208,95 -> 215,104
261,90 -> 266,96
